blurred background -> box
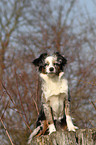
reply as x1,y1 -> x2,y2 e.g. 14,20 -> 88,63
0,0 -> 96,144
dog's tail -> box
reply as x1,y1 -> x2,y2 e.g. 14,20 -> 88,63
28,120 -> 48,144
28,124 -> 43,144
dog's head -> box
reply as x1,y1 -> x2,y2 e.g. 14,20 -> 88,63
33,52 -> 67,76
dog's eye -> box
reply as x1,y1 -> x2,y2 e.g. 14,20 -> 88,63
54,63 -> 58,66
45,63 -> 49,66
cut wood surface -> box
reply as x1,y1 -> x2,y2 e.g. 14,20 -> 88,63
30,128 -> 96,145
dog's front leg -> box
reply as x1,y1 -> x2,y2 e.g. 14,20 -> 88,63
43,103 -> 56,134
65,96 -> 78,131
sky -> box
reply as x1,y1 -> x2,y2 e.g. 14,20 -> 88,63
80,0 -> 96,17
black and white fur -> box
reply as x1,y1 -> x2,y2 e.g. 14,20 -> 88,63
28,52 -> 78,144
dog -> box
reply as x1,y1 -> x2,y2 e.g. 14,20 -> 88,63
28,52 -> 78,144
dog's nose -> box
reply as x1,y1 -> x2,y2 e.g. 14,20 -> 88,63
49,67 -> 54,72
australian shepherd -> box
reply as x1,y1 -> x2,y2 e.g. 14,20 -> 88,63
28,52 -> 78,144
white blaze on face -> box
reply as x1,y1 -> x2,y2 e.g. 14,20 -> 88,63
45,56 -> 57,74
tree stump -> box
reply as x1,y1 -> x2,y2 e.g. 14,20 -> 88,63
29,128 -> 96,145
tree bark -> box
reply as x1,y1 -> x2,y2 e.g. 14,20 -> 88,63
30,128 -> 96,145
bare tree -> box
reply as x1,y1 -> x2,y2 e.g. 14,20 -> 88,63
0,0 -> 96,144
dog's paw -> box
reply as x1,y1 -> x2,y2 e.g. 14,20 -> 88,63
66,115 -> 78,132
49,124 -> 56,134
68,124 -> 78,132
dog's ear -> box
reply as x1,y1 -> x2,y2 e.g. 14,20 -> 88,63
55,52 -> 67,66
32,53 -> 47,66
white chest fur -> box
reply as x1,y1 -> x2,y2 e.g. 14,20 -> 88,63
40,72 -> 68,100
40,72 -> 68,119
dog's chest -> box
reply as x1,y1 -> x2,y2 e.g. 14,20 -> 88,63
41,75 -> 68,100
41,74 -> 68,120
